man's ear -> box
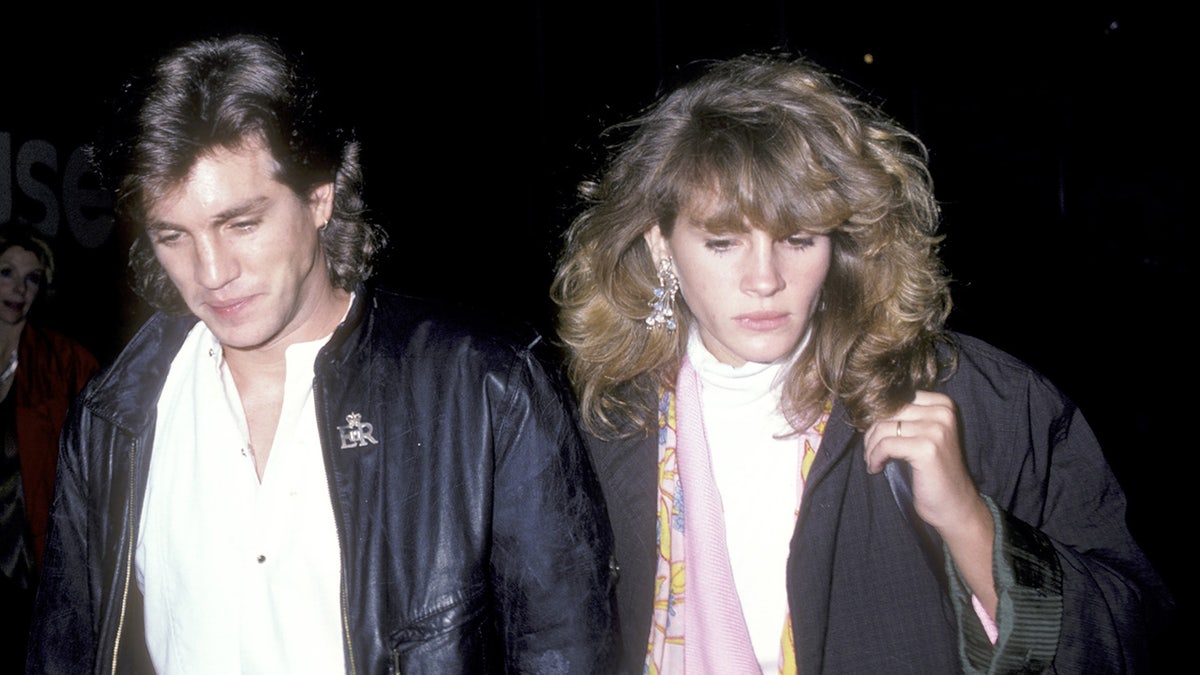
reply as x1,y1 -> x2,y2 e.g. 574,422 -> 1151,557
309,182 -> 335,227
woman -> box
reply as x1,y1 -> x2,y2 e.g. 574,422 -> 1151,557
0,224 -> 99,666
552,55 -> 1171,673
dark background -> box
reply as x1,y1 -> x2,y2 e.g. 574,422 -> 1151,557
3,3 -> 1190,663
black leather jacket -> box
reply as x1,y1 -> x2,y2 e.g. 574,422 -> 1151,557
27,286 -> 617,674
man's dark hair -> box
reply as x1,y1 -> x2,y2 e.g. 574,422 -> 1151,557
95,33 -> 387,314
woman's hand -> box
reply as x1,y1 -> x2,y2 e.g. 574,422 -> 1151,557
864,390 -> 998,617
864,391 -> 979,530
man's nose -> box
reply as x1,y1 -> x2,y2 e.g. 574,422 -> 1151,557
194,237 -> 238,290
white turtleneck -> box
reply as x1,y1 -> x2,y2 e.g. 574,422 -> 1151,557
688,329 -> 801,674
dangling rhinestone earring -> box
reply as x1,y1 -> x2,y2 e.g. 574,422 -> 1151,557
645,258 -> 679,331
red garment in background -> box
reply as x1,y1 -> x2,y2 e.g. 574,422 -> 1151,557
15,322 -> 100,567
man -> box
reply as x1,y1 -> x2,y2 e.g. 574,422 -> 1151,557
27,34 -> 615,673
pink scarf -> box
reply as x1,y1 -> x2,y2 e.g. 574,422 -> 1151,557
646,358 -> 828,673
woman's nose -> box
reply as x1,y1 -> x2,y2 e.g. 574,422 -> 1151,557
742,245 -> 786,297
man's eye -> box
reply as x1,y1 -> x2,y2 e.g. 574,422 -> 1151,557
152,232 -> 182,246
0,267 -> 11,278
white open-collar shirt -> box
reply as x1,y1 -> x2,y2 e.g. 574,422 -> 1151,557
136,320 -> 344,674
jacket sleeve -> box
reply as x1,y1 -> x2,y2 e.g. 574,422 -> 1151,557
487,337 -> 618,673
946,352 -> 1174,674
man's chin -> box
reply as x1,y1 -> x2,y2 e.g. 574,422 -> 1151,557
202,323 -> 268,353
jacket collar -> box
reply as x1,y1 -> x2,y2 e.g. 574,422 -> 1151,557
801,401 -> 858,501
80,284 -> 376,435
319,283 -> 371,369
80,311 -> 199,434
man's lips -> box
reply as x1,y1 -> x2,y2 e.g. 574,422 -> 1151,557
204,296 -> 254,318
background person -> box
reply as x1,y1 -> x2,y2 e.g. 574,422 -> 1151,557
0,223 -> 99,671
552,54 -> 1173,673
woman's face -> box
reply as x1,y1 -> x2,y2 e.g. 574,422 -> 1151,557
645,194 -> 832,367
0,246 -> 46,326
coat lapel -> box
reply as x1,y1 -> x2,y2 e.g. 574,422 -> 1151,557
586,430 -> 659,674
788,402 -> 859,673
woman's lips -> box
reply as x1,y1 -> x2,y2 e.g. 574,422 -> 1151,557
735,311 -> 789,331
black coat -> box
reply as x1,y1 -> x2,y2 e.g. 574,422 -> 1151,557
27,285 -> 617,673
589,333 -> 1172,674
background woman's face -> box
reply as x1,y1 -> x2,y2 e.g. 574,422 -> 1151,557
645,194 -> 832,366
0,246 -> 46,326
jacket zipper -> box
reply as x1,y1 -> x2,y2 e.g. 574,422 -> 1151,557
313,370 -> 356,675
342,581 -> 356,675
110,438 -> 137,675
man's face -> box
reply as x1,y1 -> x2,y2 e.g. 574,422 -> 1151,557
145,140 -> 338,354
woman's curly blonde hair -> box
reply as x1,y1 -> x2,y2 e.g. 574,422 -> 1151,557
552,54 -> 953,439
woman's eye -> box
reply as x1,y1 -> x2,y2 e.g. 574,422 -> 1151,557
784,235 -> 816,249
705,239 -> 735,252
26,274 -> 43,287
0,267 -> 11,279
153,232 -> 181,246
